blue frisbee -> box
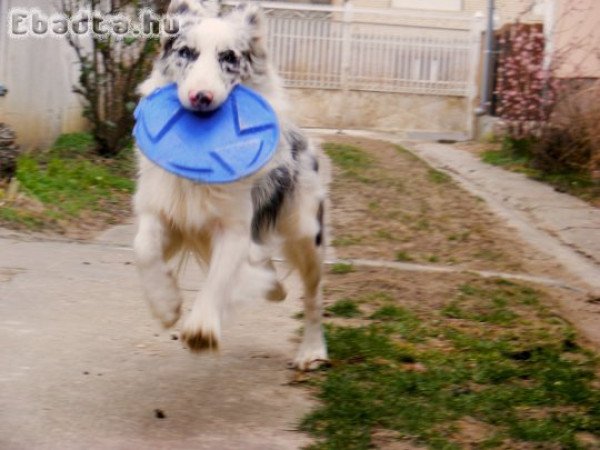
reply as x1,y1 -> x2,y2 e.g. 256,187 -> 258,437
133,83 -> 280,184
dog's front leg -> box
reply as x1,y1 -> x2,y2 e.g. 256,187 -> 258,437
134,213 -> 183,328
181,228 -> 249,352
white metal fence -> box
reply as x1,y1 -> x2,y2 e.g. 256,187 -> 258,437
233,2 -> 483,97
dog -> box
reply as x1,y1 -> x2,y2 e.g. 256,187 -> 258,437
133,0 -> 328,370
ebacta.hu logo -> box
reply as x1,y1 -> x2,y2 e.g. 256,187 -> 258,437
8,8 -> 179,39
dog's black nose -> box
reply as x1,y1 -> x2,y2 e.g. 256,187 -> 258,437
189,90 -> 214,108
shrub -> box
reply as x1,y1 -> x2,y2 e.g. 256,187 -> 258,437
60,0 -> 170,157
533,82 -> 600,177
495,23 -> 556,140
0,124 -> 20,180
495,23 -> 599,180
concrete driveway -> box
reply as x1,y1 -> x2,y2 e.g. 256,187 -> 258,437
0,226 -> 314,450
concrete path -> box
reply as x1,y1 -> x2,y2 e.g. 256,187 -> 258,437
0,226 -> 314,450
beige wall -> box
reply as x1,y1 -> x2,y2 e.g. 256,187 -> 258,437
552,0 -> 600,79
333,0 -> 544,24
0,0 -> 87,151
287,88 -> 469,136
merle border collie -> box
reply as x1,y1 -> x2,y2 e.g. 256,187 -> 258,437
134,0 -> 327,370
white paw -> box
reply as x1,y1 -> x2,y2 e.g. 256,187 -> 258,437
180,309 -> 221,352
293,342 -> 329,371
150,300 -> 181,328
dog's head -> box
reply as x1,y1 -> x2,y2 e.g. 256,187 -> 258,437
158,0 -> 268,112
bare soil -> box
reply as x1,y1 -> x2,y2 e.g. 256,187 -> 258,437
324,135 -> 575,280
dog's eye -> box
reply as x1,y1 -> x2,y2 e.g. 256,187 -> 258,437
219,50 -> 239,65
178,46 -> 197,60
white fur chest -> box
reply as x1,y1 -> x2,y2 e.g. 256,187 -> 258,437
134,153 -> 254,233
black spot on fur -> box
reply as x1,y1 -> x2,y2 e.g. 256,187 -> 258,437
286,128 -> 308,161
312,156 -> 319,172
247,12 -> 259,25
316,201 -> 324,246
251,166 -> 295,243
162,37 -> 177,59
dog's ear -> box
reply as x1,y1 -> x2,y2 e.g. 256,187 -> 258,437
167,0 -> 222,18
231,3 -> 267,59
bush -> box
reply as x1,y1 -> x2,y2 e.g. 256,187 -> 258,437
495,23 -> 555,139
495,22 -> 599,181
0,124 -> 20,180
533,83 -> 600,178
61,0 -> 170,157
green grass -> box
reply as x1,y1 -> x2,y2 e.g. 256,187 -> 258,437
47,133 -> 96,159
301,276 -> 600,449
482,148 -> 530,170
2,133 -> 134,230
0,206 -> 45,230
428,169 -> 452,184
481,141 -> 599,205
327,299 -> 361,318
330,262 -> 355,275
323,143 -> 374,182
395,251 -> 414,262
16,156 -> 133,217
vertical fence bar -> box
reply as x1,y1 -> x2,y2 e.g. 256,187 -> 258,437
340,1 -> 353,91
467,13 -> 485,138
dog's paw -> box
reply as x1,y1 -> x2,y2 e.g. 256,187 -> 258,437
292,345 -> 329,371
266,281 -> 287,302
149,298 -> 182,329
181,328 -> 219,352
181,313 -> 221,353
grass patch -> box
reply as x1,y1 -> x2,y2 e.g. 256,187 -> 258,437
323,143 -> 374,182
1,133 -> 134,233
481,141 -> 599,206
482,149 -> 530,170
302,273 -> 600,449
395,251 -> 414,262
327,299 -> 361,318
0,206 -> 45,230
428,168 -> 451,184
330,262 -> 355,275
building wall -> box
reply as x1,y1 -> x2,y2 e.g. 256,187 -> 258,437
0,0 -> 86,151
552,0 -> 600,79
333,0 -> 544,24
286,88 -> 470,137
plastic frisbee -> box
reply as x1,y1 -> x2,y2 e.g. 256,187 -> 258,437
133,83 -> 279,184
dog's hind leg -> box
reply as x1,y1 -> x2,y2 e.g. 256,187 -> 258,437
248,243 -> 287,302
284,235 -> 328,371
264,258 -> 287,302
134,213 -> 183,328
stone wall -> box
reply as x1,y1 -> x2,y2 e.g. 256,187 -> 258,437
287,88 -> 470,138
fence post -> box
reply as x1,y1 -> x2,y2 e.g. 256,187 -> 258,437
337,1 -> 353,128
340,1 -> 353,90
466,13 -> 485,139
